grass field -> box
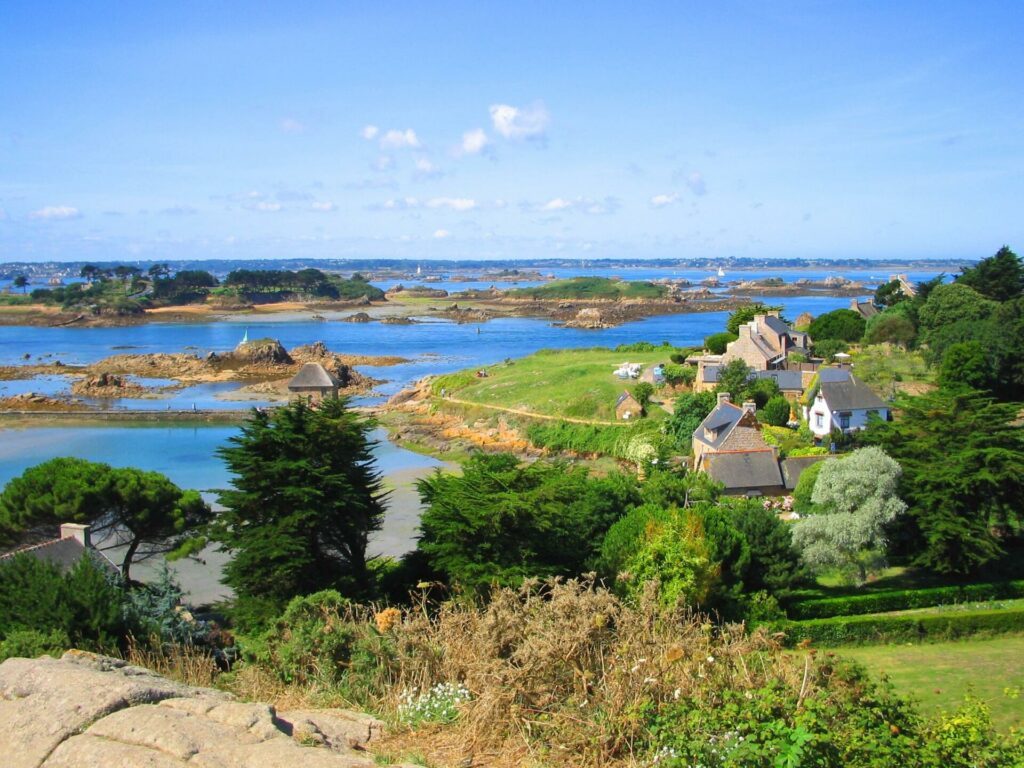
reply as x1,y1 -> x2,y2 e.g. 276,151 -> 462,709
839,636 -> 1024,731
433,347 -> 675,422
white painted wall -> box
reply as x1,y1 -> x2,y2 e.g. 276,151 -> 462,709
804,393 -> 888,438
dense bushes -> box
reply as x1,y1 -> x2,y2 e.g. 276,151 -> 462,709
704,331 -> 737,354
0,554 -> 130,659
789,580 -> 1024,620
777,605 -> 1024,647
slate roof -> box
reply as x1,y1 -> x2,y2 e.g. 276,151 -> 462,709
704,451 -> 784,491
762,315 -> 792,338
694,402 -> 745,450
817,367 -> 853,384
757,369 -> 804,391
616,391 -> 641,408
818,375 -> 887,411
701,366 -> 803,391
288,362 -> 340,390
852,300 -> 880,319
780,455 -> 831,490
0,537 -> 118,574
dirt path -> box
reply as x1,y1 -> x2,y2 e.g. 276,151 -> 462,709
438,395 -> 628,426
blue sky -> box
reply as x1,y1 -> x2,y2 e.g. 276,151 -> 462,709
1,2 -> 1022,262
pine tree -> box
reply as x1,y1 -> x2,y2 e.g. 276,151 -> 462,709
212,399 -> 385,622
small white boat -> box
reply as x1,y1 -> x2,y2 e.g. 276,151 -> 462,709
717,267 -> 726,277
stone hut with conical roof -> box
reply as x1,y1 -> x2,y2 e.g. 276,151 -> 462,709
287,362 -> 340,403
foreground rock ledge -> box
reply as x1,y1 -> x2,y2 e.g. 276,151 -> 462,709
0,651 -> 412,768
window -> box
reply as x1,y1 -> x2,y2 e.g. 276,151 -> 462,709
814,412 -> 824,429
838,412 -> 851,430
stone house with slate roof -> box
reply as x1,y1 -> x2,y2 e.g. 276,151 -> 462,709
287,362 -> 340,402
695,364 -> 808,401
804,368 -> 889,438
721,312 -> 811,371
0,523 -> 118,575
692,393 -> 785,495
615,391 -> 643,420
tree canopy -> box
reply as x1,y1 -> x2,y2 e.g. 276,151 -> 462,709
792,447 -> 906,584
956,245 -> 1024,302
859,390 -> 1024,575
416,454 -> 639,594
726,303 -> 784,336
212,399 -> 386,624
808,309 -> 867,344
0,457 -> 211,581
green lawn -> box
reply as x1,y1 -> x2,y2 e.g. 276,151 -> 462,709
839,635 -> 1024,731
433,347 -> 674,422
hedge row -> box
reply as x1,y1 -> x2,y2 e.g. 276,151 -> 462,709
788,580 -> 1024,620
776,605 -> 1024,647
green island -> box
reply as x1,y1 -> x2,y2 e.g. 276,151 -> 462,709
504,275 -> 668,300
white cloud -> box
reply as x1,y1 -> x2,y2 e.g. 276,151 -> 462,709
529,196 -> 619,215
650,193 -> 679,208
433,229 -> 451,239
460,128 -> 490,155
685,171 -> 707,196
426,197 -> 476,211
372,155 -> 395,172
244,201 -> 282,212
310,201 -> 336,212
543,198 -> 573,211
29,205 -> 81,220
361,124 -> 380,140
379,128 -> 421,149
280,118 -> 305,134
490,103 -> 549,140
414,156 -> 445,179
373,196 -> 476,212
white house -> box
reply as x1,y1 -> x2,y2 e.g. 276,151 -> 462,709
804,368 -> 889,438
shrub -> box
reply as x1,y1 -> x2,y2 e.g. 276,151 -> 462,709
248,590 -> 359,685
662,363 -> 696,386
761,395 -> 791,426
0,553 -> 130,652
788,580 -> 1024,620
397,682 -> 472,727
704,331 -> 738,354
0,628 -> 70,662
776,605 -> 1024,647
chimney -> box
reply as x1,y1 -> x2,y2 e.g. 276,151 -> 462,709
60,523 -> 90,548
742,401 -> 757,413
717,392 -> 731,406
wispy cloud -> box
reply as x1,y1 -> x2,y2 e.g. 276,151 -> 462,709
310,201 -> 336,212
433,229 -> 451,239
379,128 -> 421,149
160,205 -> 198,216
414,156 -> 445,180
371,196 -> 477,212
649,193 -> 679,208
243,201 -> 282,212
425,197 -> 476,211
29,205 -> 81,220
280,117 -> 305,134
524,196 -> 619,215
360,124 -> 380,140
490,102 -> 550,141
459,128 -> 491,155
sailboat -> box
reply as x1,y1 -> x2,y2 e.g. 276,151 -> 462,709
241,328 -> 249,345
717,266 -> 726,277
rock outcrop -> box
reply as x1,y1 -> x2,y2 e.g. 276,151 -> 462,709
0,651 -> 412,768
70,372 -> 149,398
